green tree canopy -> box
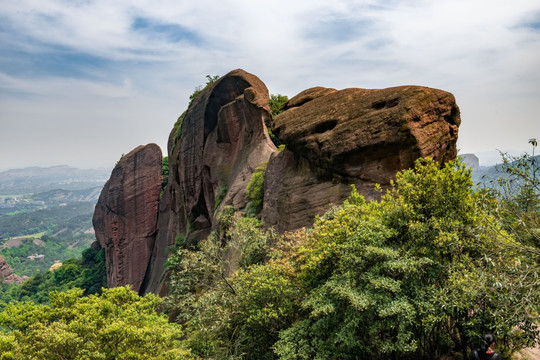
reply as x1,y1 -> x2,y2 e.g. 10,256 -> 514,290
0,286 -> 192,360
165,158 -> 539,359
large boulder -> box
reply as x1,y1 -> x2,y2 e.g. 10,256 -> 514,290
140,69 -> 276,294
263,85 -> 460,232
93,144 -> 162,292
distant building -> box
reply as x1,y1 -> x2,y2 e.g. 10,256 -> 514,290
27,254 -> 45,260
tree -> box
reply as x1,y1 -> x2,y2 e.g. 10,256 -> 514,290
165,216 -> 289,359
0,286 -> 191,359
274,159 -> 539,359
269,94 -> 288,118
490,140 -> 540,250
163,158 -> 539,359
188,74 -> 220,105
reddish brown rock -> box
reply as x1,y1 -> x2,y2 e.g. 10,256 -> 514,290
0,254 -> 23,284
93,143 -> 162,292
263,85 -> 460,232
282,86 -> 337,110
95,71 -> 460,295
140,69 -> 276,294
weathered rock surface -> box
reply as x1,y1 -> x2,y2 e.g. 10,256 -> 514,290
263,86 -> 460,231
93,143 -> 162,292
0,255 -> 23,284
94,70 -> 461,295
140,69 -> 276,294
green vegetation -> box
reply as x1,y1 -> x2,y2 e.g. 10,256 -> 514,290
163,158 -> 539,359
160,156 -> 169,201
170,75 -> 221,154
0,234 -> 90,277
0,202 -> 94,240
487,140 -> 539,250
189,74 -> 220,107
0,286 -> 190,359
0,247 -> 106,306
214,185 -> 228,210
267,94 -> 288,147
246,161 -> 268,217
164,215 -> 280,359
1,140 -> 538,358
0,202 -> 95,277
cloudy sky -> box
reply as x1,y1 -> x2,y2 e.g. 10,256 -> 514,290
1,0 -> 539,170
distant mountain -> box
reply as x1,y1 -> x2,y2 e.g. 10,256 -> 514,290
30,187 -> 103,204
0,165 -> 110,195
458,153 -> 479,171
471,155 -> 540,189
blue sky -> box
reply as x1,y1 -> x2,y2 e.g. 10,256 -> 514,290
1,0 -> 539,170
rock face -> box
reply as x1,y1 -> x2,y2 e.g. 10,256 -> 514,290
263,85 -> 460,231
140,69 -> 276,294
92,144 -> 162,292
0,255 -> 23,284
94,70 -> 461,294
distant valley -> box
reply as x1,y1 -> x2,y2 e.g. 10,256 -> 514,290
0,165 -> 110,195
0,166 -> 109,279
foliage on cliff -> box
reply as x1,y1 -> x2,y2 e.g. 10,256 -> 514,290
246,161 -> 268,217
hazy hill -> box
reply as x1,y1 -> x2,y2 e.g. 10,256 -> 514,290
0,165 -> 108,277
471,155 -> 540,188
0,165 -> 110,195
29,187 -> 103,204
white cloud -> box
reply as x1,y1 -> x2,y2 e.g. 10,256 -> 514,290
1,0 -> 539,170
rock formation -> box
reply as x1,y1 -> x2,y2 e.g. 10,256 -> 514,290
0,255 -> 23,284
263,85 -> 460,231
92,143 -> 162,292
460,153 -> 480,171
93,69 -> 461,294
140,69 -> 276,294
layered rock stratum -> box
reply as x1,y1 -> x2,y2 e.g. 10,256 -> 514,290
93,69 -> 461,294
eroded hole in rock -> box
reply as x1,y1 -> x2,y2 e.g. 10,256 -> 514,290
314,119 -> 338,134
446,105 -> 460,126
387,97 -> 399,108
372,100 -> 386,110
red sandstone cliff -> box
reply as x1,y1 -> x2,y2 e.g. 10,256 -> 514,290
140,69 -> 276,294
262,85 -> 460,231
92,144 -> 162,292
93,69 -> 461,294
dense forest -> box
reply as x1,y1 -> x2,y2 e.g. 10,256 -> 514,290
0,149 -> 537,359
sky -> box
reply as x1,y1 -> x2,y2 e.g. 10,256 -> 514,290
1,0 -> 539,171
